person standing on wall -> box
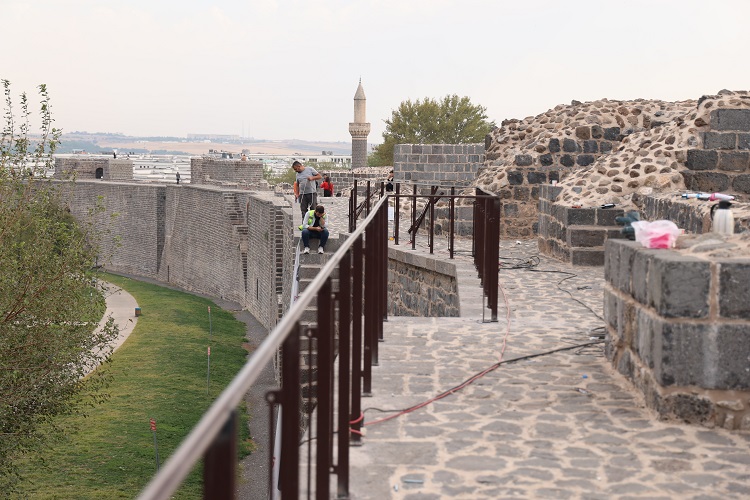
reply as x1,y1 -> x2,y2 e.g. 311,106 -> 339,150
292,160 -> 321,220
321,175 -> 334,197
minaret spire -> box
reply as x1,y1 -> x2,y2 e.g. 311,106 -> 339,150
349,80 -> 371,169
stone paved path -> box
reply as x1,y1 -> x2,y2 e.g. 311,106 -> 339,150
344,236 -> 750,499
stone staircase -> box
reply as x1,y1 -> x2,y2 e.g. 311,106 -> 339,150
222,192 -> 249,289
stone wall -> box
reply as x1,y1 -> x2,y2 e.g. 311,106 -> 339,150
538,184 -> 628,266
604,239 -> 750,429
61,180 -> 291,332
387,247 -> 459,317
394,144 -> 484,186
490,127 -> 626,238
55,157 -> 134,181
190,157 -> 264,187
683,109 -> 750,195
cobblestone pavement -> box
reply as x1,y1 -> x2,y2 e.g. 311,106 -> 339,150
344,234 -> 750,499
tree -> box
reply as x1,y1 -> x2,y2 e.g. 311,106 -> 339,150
0,81 -> 118,492
369,94 -> 496,167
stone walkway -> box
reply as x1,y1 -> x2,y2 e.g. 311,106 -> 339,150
342,234 -> 750,499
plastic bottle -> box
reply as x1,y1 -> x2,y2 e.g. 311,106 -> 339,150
710,200 -> 735,235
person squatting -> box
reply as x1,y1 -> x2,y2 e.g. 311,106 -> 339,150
299,205 -> 328,254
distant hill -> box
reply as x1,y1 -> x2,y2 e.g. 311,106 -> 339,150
56,132 -> 358,156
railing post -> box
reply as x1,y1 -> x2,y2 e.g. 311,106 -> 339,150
337,252 -> 352,497
429,186 -> 435,255
380,203 -> 388,325
316,280 -> 334,499
485,196 -> 499,322
365,181 -> 371,217
203,410 -> 237,500
411,184 -> 417,250
350,180 -> 358,233
351,236 -> 366,430
394,183 -> 400,246
279,327 -> 301,498
449,187 -> 455,259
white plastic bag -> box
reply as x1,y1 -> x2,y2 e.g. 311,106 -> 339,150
630,220 -> 680,249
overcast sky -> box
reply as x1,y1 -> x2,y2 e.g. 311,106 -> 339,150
3,0 -> 750,145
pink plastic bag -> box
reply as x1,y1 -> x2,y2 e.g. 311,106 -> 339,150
630,220 -> 680,249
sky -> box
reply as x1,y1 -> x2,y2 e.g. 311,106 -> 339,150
3,0 -> 750,146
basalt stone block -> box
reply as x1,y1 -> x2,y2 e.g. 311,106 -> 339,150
686,149 -> 718,170
575,126 -> 591,140
513,187 -> 530,201
527,171 -> 547,184
503,203 -> 519,217
548,138 -> 561,153
596,208 -> 625,226
604,127 -> 621,141
565,207 -> 596,226
540,153 -> 553,166
577,155 -> 595,166
733,174 -> 750,193
583,140 -> 598,153
568,227 -> 606,248
485,134 -> 492,150
571,249 -> 605,266
563,138 -> 579,153
682,171 -> 730,193
738,133 -> 750,150
703,131 -> 737,150
649,253 -> 710,318
515,154 -> 533,166
600,141 -> 613,154
560,154 -> 575,167
632,248 -> 658,305
711,109 -> 750,131
716,323 -> 750,389
655,321 -> 708,387
718,151 -> 750,172
549,171 -> 561,182
616,241 -> 638,293
508,170 -> 524,185
663,393 -> 714,424
719,260 -> 750,319
591,125 -> 604,139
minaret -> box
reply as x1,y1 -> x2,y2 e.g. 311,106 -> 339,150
349,79 -> 371,169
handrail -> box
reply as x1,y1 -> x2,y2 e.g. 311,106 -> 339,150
138,196 -> 391,500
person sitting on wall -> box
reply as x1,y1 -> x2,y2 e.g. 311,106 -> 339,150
385,169 -> 394,192
321,175 -> 334,197
299,205 -> 328,254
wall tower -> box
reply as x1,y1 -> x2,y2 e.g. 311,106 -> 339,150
349,79 -> 371,169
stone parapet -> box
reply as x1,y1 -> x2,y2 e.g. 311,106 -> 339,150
387,247 -> 459,317
538,184 -> 627,265
190,157 -> 264,186
394,144 -> 484,186
604,239 -> 750,429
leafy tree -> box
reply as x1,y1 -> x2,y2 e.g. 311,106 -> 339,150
370,94 -> 496,167
0,80 -> 118,492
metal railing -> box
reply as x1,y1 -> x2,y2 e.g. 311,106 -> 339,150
139,197 -> 390,500
349,181 -> 501,322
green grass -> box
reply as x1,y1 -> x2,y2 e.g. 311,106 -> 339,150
14,273 -> 253,499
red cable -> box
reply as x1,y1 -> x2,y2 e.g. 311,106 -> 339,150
363,271 -> 513,428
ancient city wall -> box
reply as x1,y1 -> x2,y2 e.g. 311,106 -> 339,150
60,180 -> 292,332
394,144 -> 484,186
55,157 -> 134,181
604,239 -> 750,429
191,157 -> 264,187
387,247 -> 459,317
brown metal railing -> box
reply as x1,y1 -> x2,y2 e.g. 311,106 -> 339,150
350,182 -> 501,322
139,197 -> 390,500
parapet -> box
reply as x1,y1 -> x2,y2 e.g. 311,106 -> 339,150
54,156 -> 134,181
604,238 -> 750,429
191,157 -> 264,187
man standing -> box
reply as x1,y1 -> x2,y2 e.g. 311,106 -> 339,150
292,160 -> 321,220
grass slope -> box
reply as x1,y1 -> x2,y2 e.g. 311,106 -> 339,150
15,273 -> 251,499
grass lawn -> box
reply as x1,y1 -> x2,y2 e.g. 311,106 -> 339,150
14,273 -> 253,499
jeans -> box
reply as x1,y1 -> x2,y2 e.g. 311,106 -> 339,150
301,227 -> 329,249
300,193 -> 317,219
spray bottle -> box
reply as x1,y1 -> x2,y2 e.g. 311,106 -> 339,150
710,200 -> 735,235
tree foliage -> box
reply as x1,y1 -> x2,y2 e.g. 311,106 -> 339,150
0,80 -> 118,492
370,94 -> 496,167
